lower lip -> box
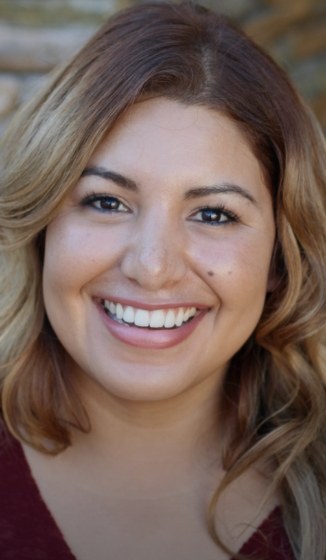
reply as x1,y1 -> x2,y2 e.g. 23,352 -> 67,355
97,304 -> 207,349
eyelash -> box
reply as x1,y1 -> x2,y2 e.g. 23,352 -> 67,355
81,192 -> 129,213
190,205 -> 240,226
80,193 -> 240,225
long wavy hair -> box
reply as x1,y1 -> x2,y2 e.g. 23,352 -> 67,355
0,2 -> 325,558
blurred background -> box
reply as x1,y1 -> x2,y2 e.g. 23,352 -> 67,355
0,0 -> 325,138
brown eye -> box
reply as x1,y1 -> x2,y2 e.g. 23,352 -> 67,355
81,194 -> 129,213
200,208 -> 226,223
190,206 -> 239,225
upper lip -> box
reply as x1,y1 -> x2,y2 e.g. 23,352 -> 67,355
94,295 -> 210,311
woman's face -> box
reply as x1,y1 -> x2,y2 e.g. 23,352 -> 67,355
43,98 -> 275,403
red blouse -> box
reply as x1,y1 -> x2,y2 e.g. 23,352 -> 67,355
0,427 -> 295,559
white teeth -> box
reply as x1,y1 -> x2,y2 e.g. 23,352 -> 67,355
164,309 -> 176,328
149,310 -> 165,328
116,303 -> 124,320
175,308 -> 184,327
134,309 -> 150,327
123,306 -> 135,324
102,300 -> 199,329
183,308 -> 190,322
109,301 -> 116,315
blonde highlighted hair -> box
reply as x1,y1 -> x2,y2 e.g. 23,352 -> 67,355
0,2 -> 325,558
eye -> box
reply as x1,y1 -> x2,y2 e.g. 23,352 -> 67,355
190,205 -> 240,225
81,193 -> 130,213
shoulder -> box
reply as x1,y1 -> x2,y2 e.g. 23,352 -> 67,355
215,463 -> 295,559
0,421 -> 27,490
0,420 -> 75,560
238,507 -> 295,560
0,421 -> 43,538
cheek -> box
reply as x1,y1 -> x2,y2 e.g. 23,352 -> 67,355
43,218 -> 122,292
42,219 -> 106,344
43,226 -> 81,297
193,234 -> 274,304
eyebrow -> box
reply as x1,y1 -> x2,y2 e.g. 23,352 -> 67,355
81,166 -> 258,205
81,166 -> 137,191
184,185 -> 257,205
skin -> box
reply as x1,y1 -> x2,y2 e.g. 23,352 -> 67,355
43,97 -> 275,405
24,98 -> 277,560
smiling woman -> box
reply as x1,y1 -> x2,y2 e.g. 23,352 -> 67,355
43,100 -> 275,395
0,2 -> 325,560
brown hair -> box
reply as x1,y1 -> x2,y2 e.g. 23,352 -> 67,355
1,2 -> 325,558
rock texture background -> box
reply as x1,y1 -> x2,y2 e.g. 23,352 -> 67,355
0,0 -> 325,138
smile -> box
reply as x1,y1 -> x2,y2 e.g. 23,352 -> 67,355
101,299 -> 197,329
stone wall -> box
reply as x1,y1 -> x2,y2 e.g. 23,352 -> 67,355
0,0 -> 325,138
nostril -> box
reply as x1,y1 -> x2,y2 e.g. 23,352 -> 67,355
120,242 -> 185,290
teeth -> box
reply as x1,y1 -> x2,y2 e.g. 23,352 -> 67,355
102,300 -> 199,329
164,309 -> 176,328
123,306 -> 135,324
134,309 -> 150,327
183,308 -> 190,321
109,302 -> 116,314
175,308 -> 185,327
149,310 -> 165,328
116,303 -> 123,320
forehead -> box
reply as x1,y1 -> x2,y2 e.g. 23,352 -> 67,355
94,98 -> 253,158
87,98 -> 268,199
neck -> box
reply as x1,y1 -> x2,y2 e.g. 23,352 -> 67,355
67,365 -> 224,484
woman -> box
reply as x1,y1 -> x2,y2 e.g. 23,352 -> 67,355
0,2 -> 325,559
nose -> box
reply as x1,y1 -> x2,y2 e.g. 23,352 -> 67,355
120,213 -> 187,291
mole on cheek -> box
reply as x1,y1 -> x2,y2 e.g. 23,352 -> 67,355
207,271 -> 214,277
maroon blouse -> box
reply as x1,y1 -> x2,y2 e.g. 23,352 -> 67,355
0,427 -> 295,559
